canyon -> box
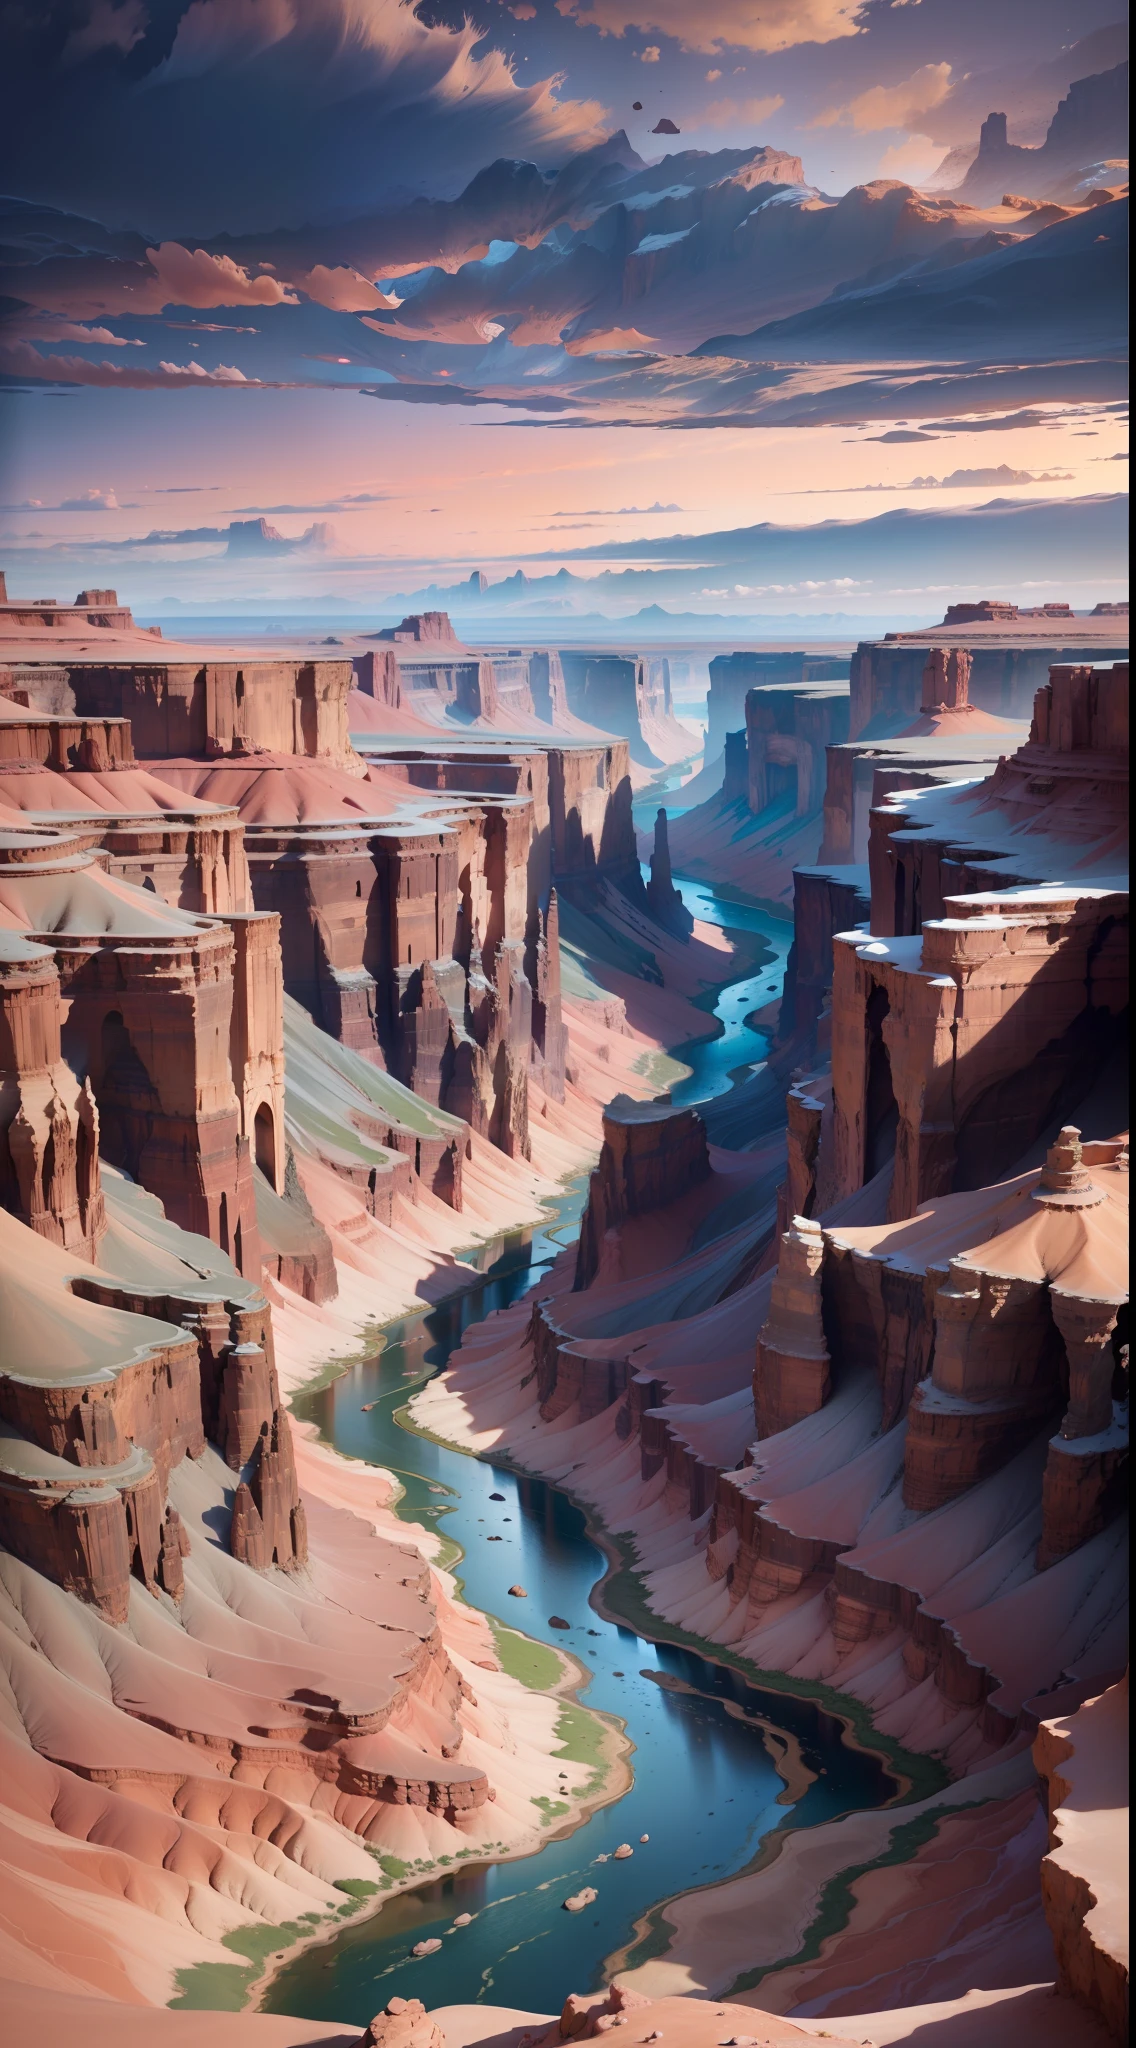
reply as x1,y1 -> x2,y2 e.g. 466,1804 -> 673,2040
0,577 -> 1127,2048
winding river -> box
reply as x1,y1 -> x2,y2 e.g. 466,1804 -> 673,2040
264,881 -> 894,2028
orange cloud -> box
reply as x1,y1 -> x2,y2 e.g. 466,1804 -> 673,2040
813,62 -> 953,133
145,243 -> 297,308
0,339 -> 270,389
554,1 -> 863,56
301,266 -> 403,312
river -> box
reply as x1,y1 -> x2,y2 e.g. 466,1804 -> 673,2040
263,879 -> 893,2028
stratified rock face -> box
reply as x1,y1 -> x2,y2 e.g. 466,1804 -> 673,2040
379,612 -> 460,645
59,916 -> 262,1277
557,649 -> 693,771
902,1257 -> 1064,1510
0,816 -> 284,1277
829,660 -> 1129,1220
62,658 -> 359,769
745,678 -> 850,820
706,650 -> 808,760
0,1204 -> 306,1616
0,932 -> 104,1260
778,868 -> 869,1054
530,1298 -> 633,1424
156,727 -> 617,1166
361,1998 -> 447,2048
527,648 -> 569,725
754,1217 -> 830,1438
354,648 -> 402,707
848,615 -> 1127,736
0,704 -> 134,772
707,1128 -> 1128,1725
575,1094 -> 710,1287
1034,1679 -> 1129,2042
920,646 -> 972,714
1034,1130 -> 1129,1567
230,1405 -> 308,1572
645,808 -> 693,938
255,1143 -> 338,1303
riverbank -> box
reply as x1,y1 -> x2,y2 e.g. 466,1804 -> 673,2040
249,884 -> 777,2022
399,1292 -> 1074,2026
242,1431 -> 634,2021
260,875 -> 942,2028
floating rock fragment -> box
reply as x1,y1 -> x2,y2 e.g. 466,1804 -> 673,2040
410,1936 -> 442,1956
549,1615 -> 571,1629
489,1492 -> 506,1501
639,1833 -> 649,1842
452,1912 -> 473,1927
563,1886 -> 598,1912
613,1843 -> 633,1859
508,1584 -> 527,1596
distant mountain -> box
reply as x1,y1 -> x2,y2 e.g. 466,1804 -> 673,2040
697,199 -> 1127,362
952,63 -> 1129,205
391,496 -> 1128,613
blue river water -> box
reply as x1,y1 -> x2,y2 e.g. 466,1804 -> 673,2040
263,879 -> 891,2028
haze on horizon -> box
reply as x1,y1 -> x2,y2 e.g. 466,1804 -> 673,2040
0,1 -> 1128,614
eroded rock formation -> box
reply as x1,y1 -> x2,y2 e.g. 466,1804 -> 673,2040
575,1094 -> 711,1288
414,643 -> 1128,2045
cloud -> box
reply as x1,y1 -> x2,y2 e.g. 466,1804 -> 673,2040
0,339 -> 271,389
300,266 -> 402,312
157,358 -> 249,380
701,93 -> 785,129
814,61 -> 952,132
146,243 -> 296,308
61,0 -> 146,64
0,243 -> 295,326
554,2 -> 865,57
8,0 -> 608,237
789,465 -> 1077,492
232,494 -> 390,511
20,318 -> 145,348
924,410 -> 1055,433
875,134 -> 946,185
162,320 -> 261,332
59,487 -> 120,509
641,47 -> 660,63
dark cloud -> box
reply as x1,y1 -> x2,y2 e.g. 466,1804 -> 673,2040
2,1 -> 606,237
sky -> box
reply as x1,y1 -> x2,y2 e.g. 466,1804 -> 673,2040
0,1 -> 1128,616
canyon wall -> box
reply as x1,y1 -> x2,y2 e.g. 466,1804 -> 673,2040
848,607 -> 1127,737
667,670 -> 851,905
414,644 -> 1129,2043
